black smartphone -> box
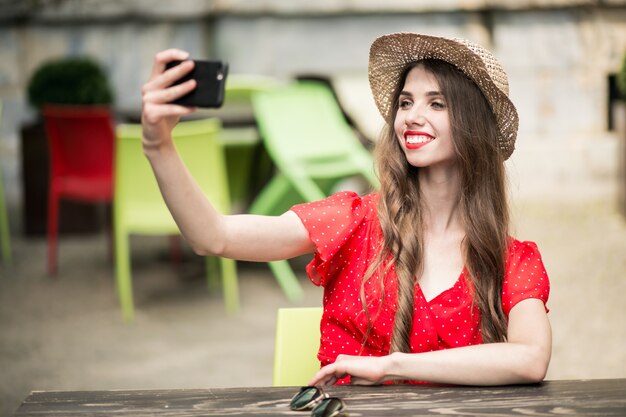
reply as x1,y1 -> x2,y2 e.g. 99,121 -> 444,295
166,59 -> 228,108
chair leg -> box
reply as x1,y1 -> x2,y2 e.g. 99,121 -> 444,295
268,260 -> 303,302
248,173 -> 293,215
169,235 -> 182,264
205,256 -> 220,292
114,229 -> 135,322
249,175 -> 305,301
104,203 -> 114,264
205,256 -> 239,314
220,257 -> 239,314
47,190 -> 59,275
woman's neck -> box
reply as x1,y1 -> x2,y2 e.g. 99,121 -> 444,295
418,166 -> 463,235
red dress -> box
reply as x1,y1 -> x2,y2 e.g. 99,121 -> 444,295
291,191 -> 550,383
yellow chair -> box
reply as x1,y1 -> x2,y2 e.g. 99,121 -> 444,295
273,307 -> 323,386
114,118 -> 238,322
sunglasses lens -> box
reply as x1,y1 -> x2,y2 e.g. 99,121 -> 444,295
290,387 -> 321,411
311,398 -> 346,417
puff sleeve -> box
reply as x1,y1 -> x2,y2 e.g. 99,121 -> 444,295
502,240 -> 550,317
290,191 -> 372,287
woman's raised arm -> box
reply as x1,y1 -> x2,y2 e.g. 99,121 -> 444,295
141,49 -> 314,262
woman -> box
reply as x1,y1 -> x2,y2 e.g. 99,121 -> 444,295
141,32 -> 551,386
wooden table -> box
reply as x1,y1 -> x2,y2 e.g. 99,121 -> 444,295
15,379 -> 626,416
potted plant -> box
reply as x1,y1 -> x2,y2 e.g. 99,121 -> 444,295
27,58 -> 113,109
21,57 -> 114,236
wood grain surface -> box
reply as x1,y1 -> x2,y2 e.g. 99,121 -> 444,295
15,379 -> 626,416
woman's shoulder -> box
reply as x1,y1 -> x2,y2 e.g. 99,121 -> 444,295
327,190 -> 379,205
360,191 -> 379,209
505,238 -> 548,272
506,238 -> 542,260
290,191 -> 380,230
290,191 -> 381,287
502,237 -> 550,315
350,191 -> 379,220
295,191 -> 379,214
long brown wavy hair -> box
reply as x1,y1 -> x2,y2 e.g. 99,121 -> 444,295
361,59 -> 510,352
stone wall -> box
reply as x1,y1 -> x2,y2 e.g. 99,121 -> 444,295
1,0 -> 626,204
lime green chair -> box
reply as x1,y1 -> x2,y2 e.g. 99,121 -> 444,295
250,81 -> 379,301
114,118 -> 238,322
225,74 -> 282,104
273,307 -> 323,386
219,74 -> 282,211
0,165 -> 12,267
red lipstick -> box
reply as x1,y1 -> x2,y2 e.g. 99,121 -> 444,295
404,130 -> 434,150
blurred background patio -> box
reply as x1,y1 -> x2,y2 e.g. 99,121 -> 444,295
1,0 -> 626,416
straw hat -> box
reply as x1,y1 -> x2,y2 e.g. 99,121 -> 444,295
368,32 -> 518,160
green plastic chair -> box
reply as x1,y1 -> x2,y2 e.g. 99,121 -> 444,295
250,81 -> 379,301
0,100 -> 12,267
273,307 -> 323,386
225,74 -> 282,103
219,74 -> 282,211
114,118 -> 238,322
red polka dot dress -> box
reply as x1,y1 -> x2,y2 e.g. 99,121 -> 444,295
290,191 -> 550,384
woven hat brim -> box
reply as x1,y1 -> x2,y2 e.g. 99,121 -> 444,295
368,33 -> 518,160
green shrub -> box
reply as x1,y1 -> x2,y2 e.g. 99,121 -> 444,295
27,57 -> 114,110
618,49 -> 626,101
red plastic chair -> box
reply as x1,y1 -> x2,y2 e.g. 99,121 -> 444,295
42,105 -> 115,275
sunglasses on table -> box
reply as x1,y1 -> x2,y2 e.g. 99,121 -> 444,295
289,386 -> 348,417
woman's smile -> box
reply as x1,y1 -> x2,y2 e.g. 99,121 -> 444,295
404,130 -> 435,150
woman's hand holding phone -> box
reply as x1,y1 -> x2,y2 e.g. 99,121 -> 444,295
141,49 -> 198,150
165,60 -> 228,108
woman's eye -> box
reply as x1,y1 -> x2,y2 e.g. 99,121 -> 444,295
431,100 -> 446,109
399,99 -> 412,109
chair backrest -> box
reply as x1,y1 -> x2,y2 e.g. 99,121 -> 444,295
225,74 -> 282,104
42,105 -> 115,181
115,118 -> 229,232
273,307 -> 323,387
252,81 -> 374,180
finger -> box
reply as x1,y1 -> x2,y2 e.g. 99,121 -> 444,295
308,363 -> 348,387
323,376 -> 339,386
142,102 -> 196,124
349,376 -> 376,386
308,373 -> 338,387
145,59 -> 195,92
307,372 -> 324,386
308,367 -> 333,386
143,78 -> 196,105
150,48 -> 191,79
